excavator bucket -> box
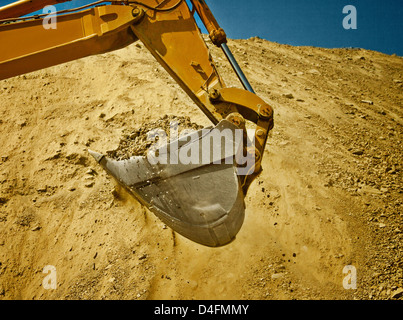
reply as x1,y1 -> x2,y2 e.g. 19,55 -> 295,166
89,120 -> 246,247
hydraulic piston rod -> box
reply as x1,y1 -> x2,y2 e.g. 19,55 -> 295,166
189,0 -> 255,93
221,43 -> 255,94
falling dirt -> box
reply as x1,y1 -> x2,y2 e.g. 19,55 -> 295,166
0,36 -> 402,300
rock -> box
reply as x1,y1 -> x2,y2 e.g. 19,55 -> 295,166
16,119 -> 27,128
360,100 -> 374,105
283,93 -> 294,99
84,181 -> 95,188
86,169 -> 97,176
139,254 -> 147,260
351,149 -> 364,156
37,186 -> 47,193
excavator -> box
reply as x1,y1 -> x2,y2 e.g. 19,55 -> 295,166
0,0 -> 274,247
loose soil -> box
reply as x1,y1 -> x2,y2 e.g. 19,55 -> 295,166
0,36 -> 402,300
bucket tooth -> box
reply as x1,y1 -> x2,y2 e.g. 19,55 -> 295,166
88,120 -> 246,247
88,150 -> 104,163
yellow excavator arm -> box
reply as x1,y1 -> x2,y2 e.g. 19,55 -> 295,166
0,0 -> 274,247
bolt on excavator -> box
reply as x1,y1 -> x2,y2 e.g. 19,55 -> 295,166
0,0 -> 274,247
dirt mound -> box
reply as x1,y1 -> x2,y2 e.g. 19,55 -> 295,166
0,36 -> 402,300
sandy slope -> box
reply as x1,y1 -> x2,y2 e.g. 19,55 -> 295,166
0,36 -> 402,300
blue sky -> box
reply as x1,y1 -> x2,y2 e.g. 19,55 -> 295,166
1,0 -> 402,56
205,0 -> 403,56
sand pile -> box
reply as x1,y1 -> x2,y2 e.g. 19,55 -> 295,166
0,36 -> 402,300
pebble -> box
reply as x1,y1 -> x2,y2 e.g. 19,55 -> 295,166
31,225 -> 41,231
86,169 -> 97,176
351,149 -> 364,156
85,182 -> 95,188
283,93 -> 294,99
